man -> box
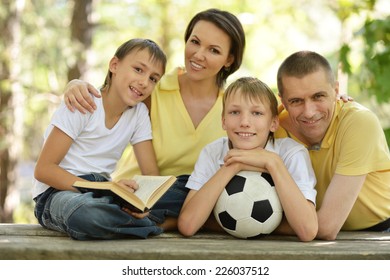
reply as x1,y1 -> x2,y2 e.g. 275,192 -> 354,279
275,51 -> 390,240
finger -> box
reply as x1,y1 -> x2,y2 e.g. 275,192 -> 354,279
64,96 -> 75,113
131,211 -> 149,219
76,87 -> 97,113
87,83 -> 101,98
67,93 -> 87,114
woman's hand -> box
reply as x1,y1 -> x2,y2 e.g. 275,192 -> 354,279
64,79 -> 101,114
337,93 -> 353,103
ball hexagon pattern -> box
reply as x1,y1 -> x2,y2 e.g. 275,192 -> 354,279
213,171 -> 283,239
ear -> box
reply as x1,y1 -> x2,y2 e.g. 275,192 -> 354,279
109,56 -> 119,73
269,116 -> 279,133
224,54 -> 234,68
334,80 -> 339,96
222,115 -> 227,131
279,93 -> 287,109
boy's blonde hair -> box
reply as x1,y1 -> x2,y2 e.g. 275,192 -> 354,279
223,77 -> 278,143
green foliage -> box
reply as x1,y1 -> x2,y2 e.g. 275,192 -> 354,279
339,44 -> 352,74
358,16 -> 390,103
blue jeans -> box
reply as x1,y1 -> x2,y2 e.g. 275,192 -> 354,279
34,173 -> 189,240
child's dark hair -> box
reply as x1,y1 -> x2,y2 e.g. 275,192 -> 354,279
101,38 -> 167,91
184,9 -> 246,89
223,77 -> 278,143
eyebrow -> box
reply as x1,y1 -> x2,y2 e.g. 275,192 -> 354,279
190,34 -> 222,50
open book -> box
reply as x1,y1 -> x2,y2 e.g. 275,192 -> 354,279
73,175 -> 176,213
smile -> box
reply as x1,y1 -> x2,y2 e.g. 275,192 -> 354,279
236,132 -> 256,137
190,61 -> 204,70
130,86 -> 143,96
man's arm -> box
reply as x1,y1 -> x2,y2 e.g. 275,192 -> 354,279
316,173 -> 366,240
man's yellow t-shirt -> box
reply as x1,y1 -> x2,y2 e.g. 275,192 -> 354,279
276,101 -> 390,230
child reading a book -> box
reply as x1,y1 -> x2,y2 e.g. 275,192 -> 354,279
33,38 -> 167,240
178,77 -> 318,241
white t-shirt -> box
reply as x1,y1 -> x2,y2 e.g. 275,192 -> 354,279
186,137 -> 317,204
33,95 -> 152,198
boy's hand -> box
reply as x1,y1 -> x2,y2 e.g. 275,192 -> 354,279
116,179 -> 150,219
116,179 -> 139,192
121,207 -> 150,219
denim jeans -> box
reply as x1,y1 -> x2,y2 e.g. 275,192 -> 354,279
34,173 -> 189,240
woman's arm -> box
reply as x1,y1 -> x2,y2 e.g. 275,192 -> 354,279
34,127 -> 83,191
64,79 -> 101,114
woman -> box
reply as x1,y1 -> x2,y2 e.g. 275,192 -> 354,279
63,8 -> 246,230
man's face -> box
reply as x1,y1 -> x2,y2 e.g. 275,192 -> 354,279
280,69 -> 338,146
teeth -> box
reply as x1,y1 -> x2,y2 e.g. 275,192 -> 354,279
237,133 -> 255,137
130,86 -> 142,96
191,61 -> 203,69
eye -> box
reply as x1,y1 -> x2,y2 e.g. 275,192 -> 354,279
210,48 -> 221,55
252,111 -> 263,116
134,67 -> 142,73
313,93 -> 326,100
289,99 -> 302,106
149,76 -> 159,84
190,39 -> 200,45
228,110 -> 240,115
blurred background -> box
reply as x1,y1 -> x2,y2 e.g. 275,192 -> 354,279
1,0 -> 389,223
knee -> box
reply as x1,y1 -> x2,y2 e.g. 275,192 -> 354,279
66,199 -> 121,238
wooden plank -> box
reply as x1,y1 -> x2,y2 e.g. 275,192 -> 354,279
1,224 -> 390,260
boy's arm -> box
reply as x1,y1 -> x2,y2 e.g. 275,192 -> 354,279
316,174 -> 366,240
132,140 -> 159,176
34,127 -> 84,192
64,79 -> 100,114
225,148 -> 318,241
178,164 -> 239,237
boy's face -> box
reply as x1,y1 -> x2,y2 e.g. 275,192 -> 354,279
222,90 -> 278,150
109,48 -> 164,107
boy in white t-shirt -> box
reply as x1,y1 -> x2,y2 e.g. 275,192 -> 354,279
178,77 -> 318,241
33,39 -> 167,240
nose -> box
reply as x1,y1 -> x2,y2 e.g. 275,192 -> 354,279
302,100 -> 317,119
240,112 -> 250,127
138,75 -> 149,88
193,47 -> 206,61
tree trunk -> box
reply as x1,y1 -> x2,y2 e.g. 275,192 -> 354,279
0,0 -> 24,222
67,0 -> 95,81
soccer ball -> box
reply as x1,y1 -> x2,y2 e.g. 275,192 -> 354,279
213,171 -> 283,239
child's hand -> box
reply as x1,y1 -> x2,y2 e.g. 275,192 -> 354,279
116,179 -> 149,219
224,148 -> 269,173
121,207 -> 150,219
116,179 -> 139,192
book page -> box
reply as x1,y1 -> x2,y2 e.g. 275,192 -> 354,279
133,175 -> 172,202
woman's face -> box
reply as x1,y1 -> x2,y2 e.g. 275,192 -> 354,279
184,20 -> 233,83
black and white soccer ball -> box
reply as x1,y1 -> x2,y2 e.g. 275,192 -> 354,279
213,171 -> 283,239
